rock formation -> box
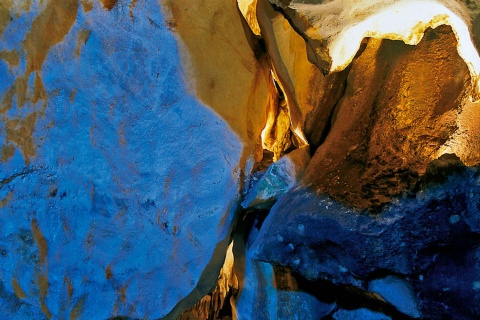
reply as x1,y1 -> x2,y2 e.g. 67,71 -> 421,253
1,0 -> 480,319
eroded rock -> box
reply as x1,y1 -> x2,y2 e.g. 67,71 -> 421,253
332,308 -> 392,320
243,0 -> 480,100
3,0 -> 480,319
242,145 -> 310,209
251,155 -> 480,318
232,213 -> 335,319
302,25 -> 478,211
0,1 -> 253,319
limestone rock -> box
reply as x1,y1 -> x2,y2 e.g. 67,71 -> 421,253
268,0 -> 480,99
0,1 -> 261,318
241,146 -> 310,209
301,25 -> 480,211
240,0 -> 349,153
250,155 -> 480,319
232,214 -> 335,319
3,0 -> 480,319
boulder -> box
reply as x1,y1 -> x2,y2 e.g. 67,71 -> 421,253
0,0 -> 265,318
241,146 -> 310,209
251,155 -> 480,319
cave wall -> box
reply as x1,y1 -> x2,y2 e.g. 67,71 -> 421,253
1,0 -> 480,319
0,0 -> 256,318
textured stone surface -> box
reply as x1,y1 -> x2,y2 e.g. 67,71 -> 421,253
2,0 -> 480,319
302,25 -> 480,211
332,308 -> 392,320
235,1 -> 480,319
241,146 -> 310,209
162,0 -> 271,164
251,155 -> 480,318
0,1 -> 257,318
270,0 -> 480,98
232,214 -> 335,320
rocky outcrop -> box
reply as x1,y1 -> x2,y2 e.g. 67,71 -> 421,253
250,155 -> 480,319
233,0 -> 480,319
240,0 -> 480,98
0,1 -> 251,318
241,146 -> 310,209
2,0 -> 480,319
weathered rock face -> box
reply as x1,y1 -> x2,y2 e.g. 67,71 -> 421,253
303,24 -> 478,211
0,1 -> 257,318
241,145 -> 310,209
234,0 -> 480,319
251,155 -> 480,317
2,0 -> 480,319
232,213 -> 336,320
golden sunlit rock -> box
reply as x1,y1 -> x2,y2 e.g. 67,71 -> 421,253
273,0 -> 480,99
237,0 -> 261,36
232,0 -> 480,211
302,25 -> 477,210
161,0 -> 271,165
239,0 -> 480,100
179,242 -> 238,320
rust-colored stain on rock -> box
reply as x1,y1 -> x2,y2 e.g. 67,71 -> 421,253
33,218 -> 52,319
38,273 -> 53,319
11,277 -> 27,299
0,191 -> 13,208
31,218 -> 48,265
33,72 -> 47,104
75,29 -> 91,58
0,50 -> 20,68
81,0 -> 93,13
0,1 -> 13,37
119,285 -> 127,303
70,295 -> 86,320
129,0 -> 138,19
105,264 -> 113,279
65,276 -> 74,301
0,86 -> 14,114
1,143 -> 14,162
23,0 -> 79,74
1,0 -> 78,164
100,0 -> 119,11
5,112 -> 38,164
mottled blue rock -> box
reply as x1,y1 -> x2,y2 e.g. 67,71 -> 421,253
332,308 -> 392,320
233,215 -> 334,319
251,155 -> 480,319
0,1 -> 251,319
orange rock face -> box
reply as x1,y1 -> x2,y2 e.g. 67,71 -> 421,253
303,25 -> 479,210
235,0 -> 480,211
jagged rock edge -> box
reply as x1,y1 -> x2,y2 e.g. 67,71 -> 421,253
161,202 -> 240,320
240,0 -> 480,101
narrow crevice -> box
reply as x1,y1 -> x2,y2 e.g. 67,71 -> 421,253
284,269 -> 419,320
0,166 -> 40,189
308,69 -> 350,155
267,0 -> 332,74
261,70 -> 298,160
303,38 -> 367,155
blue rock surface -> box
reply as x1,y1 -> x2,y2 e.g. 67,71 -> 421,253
251,155 -> 480,319
368,276 -> 420,318
0,1 -> 245,318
